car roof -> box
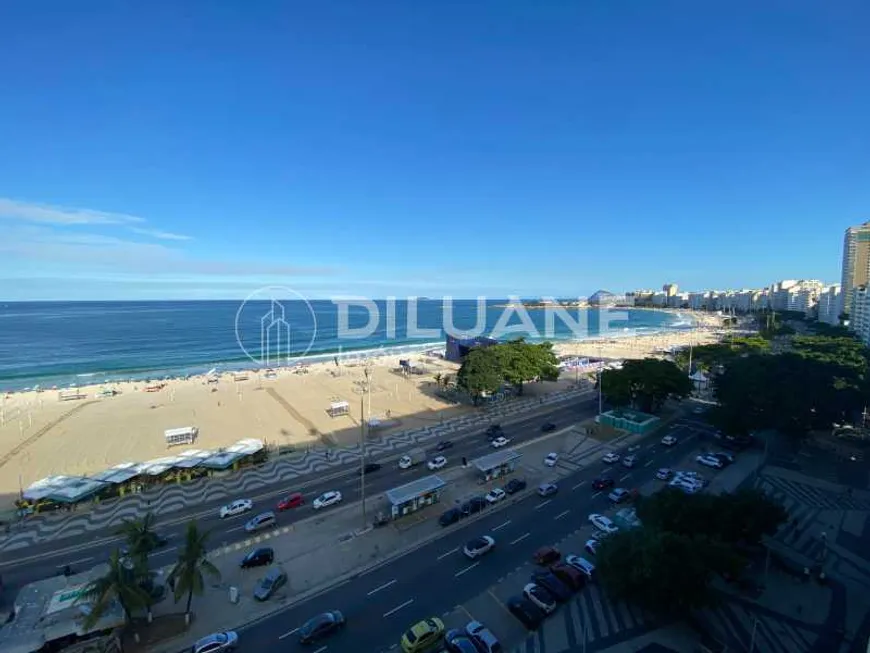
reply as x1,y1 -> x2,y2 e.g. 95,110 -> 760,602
195,633 -> 227,646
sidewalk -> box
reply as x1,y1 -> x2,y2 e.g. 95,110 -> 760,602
0,387 -> 594,552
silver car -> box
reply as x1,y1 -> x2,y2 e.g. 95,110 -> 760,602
465,620 -> 502,652
193,631 -> 238,653
253,567 -> 288,601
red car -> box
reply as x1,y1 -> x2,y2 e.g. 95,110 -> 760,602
277,493 -> 304,511
592,477 -> 615,491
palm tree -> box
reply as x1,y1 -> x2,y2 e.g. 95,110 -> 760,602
167,521 -> 220,625
115,512 -> 159,572
77,550 -> 151,631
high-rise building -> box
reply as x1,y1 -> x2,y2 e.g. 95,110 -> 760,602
662,283 -> 679,297
817,284 -> 842,326
840,222 -> 870,317
851,286 -> 870,346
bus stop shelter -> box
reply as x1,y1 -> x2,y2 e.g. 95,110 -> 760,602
471,450 -> 521,482
385,475 -> 446,519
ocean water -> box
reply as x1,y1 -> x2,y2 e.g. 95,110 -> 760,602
0,300 -> 690,390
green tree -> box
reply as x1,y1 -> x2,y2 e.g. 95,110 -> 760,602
600,359 -> 692,413
115,512 -> 160,572
456,347 -> 503,404
77,549 -> 151,630
167,521 -> 220,624
674,337 -> 770,371
716,488 -> 788,545
494,339 -> 559,395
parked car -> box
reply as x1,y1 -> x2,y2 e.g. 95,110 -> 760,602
436,440 -> 454,451
358,462 -> 382,475
276,493 -> 304,511
584,538 -> 599,556
504,478 -> 527,494
551,563 -> 586,591
244,511 -> 276,533
463,536 -> 496,559
530,570 -> 573,601
533,546 -> 561,566
193,631 -> 238,653
541,422 -> 557,432
661,434 -> 677,446
602,452 -> 620,464
537,482 -> 558,497
298,610 -> 346,644
239,547 -> 274,569
523,583 -> 557,614
491,436 -> 510,448
608,488 -> 631,504
696,454 -> 724,469
565,555 -> 596,580
253,567 -> 287,601
428,456 -> 448,471
485,488 -> 506,504
669,478 -> 702,494
460,496 -> 487,516
656,468 -> 673,481
439,507 -> 462,527
401,617 -> 445,653
588,513 -> 619,535
591,477 -> 615,491
622,454 -> 638,468
313,491 -> 343,510
444,629 -> 480,653
712,451 -> 736,465
506,596 -> 546,630
544,452 -> 559,467
219,499 -> 253,519
464,620 -> 502,653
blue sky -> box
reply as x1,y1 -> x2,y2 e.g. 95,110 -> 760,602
0,1 -> 867,300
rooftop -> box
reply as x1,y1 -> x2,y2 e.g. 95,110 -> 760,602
385,475 -> 447,506
471,449 -> 522,472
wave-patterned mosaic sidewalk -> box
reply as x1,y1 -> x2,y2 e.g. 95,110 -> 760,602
0,387 -> 592,551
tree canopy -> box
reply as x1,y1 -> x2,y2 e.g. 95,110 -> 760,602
674,337 -> 771,372
600,358 -> 692,413
456,339 -> 559,401
168,521 -> 220,619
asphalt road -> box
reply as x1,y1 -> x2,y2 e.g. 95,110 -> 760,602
0,399 -> 597,593
234,422 -> 708,653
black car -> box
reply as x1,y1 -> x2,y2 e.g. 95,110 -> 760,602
240,547 -> 274,569
436,440 -> 454,451
507,596 -> 546,630
445,629 -> 479,653
299,610 -> 345,644
460,496 -> 487,516
439,508 -> 462,527
505,478 -> 527,494
541,422 -> 557,433
358,462 -> 382,475
591,477 -> 615,491
531,570 -> 572,602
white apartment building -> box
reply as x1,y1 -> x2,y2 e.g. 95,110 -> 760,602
850,286 -> 870,346
688,292 -> 710,310
817,284 -> 842,326
651,292 -> 669,306
769,280 -> 799,311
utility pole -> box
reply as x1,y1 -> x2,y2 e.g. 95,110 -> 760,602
359,394 -> 367,530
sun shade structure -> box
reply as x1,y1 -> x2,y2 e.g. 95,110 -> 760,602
385,475 -> 447,518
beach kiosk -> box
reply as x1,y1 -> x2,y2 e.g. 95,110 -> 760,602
471,450 -> 521,482
328,401 -> 349,418
164,426 -> 198,447
385,475 -> 446,519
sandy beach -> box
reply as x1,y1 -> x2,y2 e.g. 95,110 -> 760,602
0,314 -> 723,500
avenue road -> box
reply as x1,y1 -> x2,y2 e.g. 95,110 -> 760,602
0,399 -> 597,593
235,423 -> 707,653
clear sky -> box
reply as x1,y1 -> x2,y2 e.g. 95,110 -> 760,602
0,1 -> 867,301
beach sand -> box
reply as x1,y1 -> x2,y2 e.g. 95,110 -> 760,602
0,314 -> 723,499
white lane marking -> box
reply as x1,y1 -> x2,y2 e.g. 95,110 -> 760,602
455,561 -> 480,577
368,579 -> 397,596
437,547 -> 458,560
312,646 -> 328,653
554,510 -> 570,521
492,520 -> 511,532
383,598 -> 414,618
592,491 -> 602,498
619,474 -> 631,482
510,533 -> 530,545
644,460 -> 653,467
150,546 -> 178,556
534,500 -> 552,511
57,557 -> 93,568
278,628 -> 299,640
226,526 -> 246,533
572,481 -> 585,490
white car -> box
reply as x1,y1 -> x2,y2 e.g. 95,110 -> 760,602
219,499 -> 253,519
588,513 -> 619,535
661,434 -> 677,446
674,470 -> 706,484
584,538 -> 599,556
491,436 -> 510,448
670,479 -> 702,494
312,491 -> 343,510
485,488 -> 506,504
544,453 -> 559,467
602,452 -> 620,464
696,454 -> 724,469
463,535 -> 495,559
565,554 -> 596,579
523,583 -> 557,614
428,456 -> 448,471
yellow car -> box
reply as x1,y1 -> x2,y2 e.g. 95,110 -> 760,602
400,617 -> 445,652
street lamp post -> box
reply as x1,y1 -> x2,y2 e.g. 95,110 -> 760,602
360,365 -> 372,530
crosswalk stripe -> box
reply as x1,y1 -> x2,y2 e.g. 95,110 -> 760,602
579,590 -> 597,641
617,601 -> 635,630
588,585 -> 609,638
